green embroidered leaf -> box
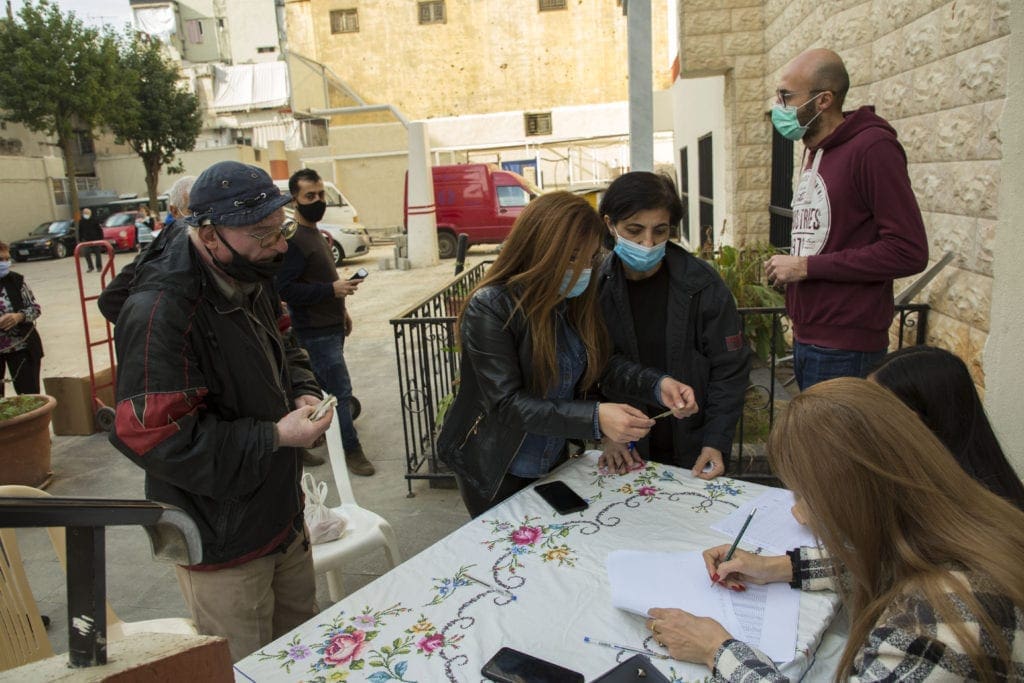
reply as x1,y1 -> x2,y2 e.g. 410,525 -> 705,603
350,658 -> 365,670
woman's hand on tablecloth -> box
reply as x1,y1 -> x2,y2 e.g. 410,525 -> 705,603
647,607 -> 731,670
702,545 -> 792,589
597,441 -> 643,474
658,377 -> 699,418
598,403 -> 654,443
691,446 -> 724,480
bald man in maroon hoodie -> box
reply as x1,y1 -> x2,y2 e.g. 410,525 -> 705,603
764,48 -> 928,390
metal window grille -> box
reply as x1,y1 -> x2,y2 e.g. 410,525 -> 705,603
769,126 -> 794,249
539,0 -> 567,10
330,9 -> 359,34
697,133 -> 714,250
418,1 -> 445,24
524,112 -> 552,136
679,146 -> 690,243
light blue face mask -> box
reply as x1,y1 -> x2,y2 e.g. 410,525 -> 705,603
771,92 -> 824,141
0,260 -> 10,278
559,268 -> 591,298
613,233 -> 666,272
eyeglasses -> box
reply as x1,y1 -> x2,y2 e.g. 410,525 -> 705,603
775,89 -> 824,107
245,219 -> 297,248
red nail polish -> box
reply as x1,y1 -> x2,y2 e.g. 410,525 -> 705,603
710,573 -> 720,583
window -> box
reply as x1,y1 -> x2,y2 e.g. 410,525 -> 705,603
769,126 -> 794,249
539,0 -> 567,10
496,185 -> 531,208
418,1 -> 445,24
697,133 -> 714,251
330,9 -> 359,34
185,19 -> 203,44
256,46 -> 276,53
679,147 -> 690,243
524,112 -> 552,136
76,130 -> 94,156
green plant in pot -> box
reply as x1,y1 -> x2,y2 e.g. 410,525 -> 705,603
0,393 -> 57,488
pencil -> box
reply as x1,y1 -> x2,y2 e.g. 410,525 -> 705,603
712,508 -> 757,586
582,636 -> 672,660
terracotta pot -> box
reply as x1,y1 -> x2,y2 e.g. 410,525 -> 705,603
0,394 -> 56,488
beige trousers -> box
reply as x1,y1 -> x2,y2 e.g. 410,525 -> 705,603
175,530 -> 318,662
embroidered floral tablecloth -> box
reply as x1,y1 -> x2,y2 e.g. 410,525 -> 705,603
234,452 -> 840,682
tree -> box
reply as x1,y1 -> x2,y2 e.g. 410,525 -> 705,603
108,35 -> 202,214
0,0 -> 121,219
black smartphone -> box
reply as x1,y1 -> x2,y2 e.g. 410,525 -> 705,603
481,647 -> 584,683
348,267 -> 369,280
534,481 -> 588,515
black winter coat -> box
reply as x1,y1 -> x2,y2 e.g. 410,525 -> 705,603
437,284 -> 664,502
109,227 -> 321,565
598,242 -> 752,467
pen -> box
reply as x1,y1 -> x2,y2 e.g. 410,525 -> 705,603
652,407 -> 675,419
464,573 -> 516,600
712,508 -> 757,586
583,636 -> 672,660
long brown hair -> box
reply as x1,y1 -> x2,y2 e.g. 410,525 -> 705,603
457,191 -> 609,393
768,378 -> 1024,681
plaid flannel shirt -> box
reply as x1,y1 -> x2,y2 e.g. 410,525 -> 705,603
713,547 -> 1024,681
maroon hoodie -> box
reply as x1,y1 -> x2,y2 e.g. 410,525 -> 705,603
786,106 -> 928,352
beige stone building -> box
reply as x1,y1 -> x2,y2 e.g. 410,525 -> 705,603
670,0 -> 1023,469
284,0 -> 673,121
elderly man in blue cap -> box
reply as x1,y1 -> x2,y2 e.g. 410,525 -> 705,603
110,161 -> 333,661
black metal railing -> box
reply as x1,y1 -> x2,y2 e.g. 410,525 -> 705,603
389,261 -> 492,496
390,262 -> 930,492
730,303 -> 929,484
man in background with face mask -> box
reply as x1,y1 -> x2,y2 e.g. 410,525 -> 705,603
275,168 -> 374,476
77,207 -> 104,272
109,161 -> 333,661
764,48 -> 928,390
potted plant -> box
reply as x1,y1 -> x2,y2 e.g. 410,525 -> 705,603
0,394 -> 57,488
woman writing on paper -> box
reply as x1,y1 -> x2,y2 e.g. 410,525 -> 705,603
595,173 -> 751,479
645,378 -> 1024,681
437,192 -> 698,517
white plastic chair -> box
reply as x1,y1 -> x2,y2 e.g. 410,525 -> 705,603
313,419 -> 401,602
0,484 -> 197,670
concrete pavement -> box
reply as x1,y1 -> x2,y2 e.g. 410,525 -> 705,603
9,242 -> 496,655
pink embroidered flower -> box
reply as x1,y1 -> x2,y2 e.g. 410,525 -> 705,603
510,525 -> 543,546
323,630 -> 367,666
638,486 -> 657,496
353,614 -> 376,627
416,633 -> 445,653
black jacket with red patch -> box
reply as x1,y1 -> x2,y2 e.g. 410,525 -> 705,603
109,227 -> 321,566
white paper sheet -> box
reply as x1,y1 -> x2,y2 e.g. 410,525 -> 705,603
607,550 -> 801,662
710,488 -> 817,554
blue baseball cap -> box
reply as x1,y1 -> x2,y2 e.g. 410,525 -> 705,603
185,161 -> 292,227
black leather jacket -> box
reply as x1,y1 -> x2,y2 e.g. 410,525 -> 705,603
437,284 -> 663,502
109,228 -> 321,565
598,242 -> 752,467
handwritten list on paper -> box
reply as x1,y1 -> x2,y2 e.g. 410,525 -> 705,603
606,550 -> 801,663
710,488 -> 818,555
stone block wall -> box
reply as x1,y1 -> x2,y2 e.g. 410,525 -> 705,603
678,0 -> 1011,386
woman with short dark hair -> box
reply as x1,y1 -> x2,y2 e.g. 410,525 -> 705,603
596,172 -> 751,479
0,240 -> 44,396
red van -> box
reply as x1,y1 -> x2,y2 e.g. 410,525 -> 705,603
405,163 -> 539,258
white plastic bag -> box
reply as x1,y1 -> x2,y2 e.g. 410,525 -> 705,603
301,472 -> 347,544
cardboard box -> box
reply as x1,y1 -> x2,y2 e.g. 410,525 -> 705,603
43,366 -> 116,435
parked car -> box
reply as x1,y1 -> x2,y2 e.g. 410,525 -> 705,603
9,220 -> 77,261
137,222 -> 157,251
103,211 -> 162,252
274,179 -> 371,266
403,163 -> 539,258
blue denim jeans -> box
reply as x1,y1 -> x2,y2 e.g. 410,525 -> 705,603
793,341 -> 886,391
293,329 -> 360,451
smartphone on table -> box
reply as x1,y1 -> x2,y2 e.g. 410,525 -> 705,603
481,647 -> 584,683
348,267 -> 369,281
534,481 -> 589,515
